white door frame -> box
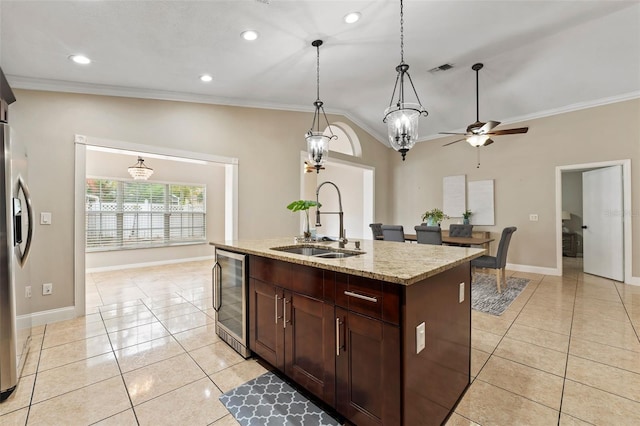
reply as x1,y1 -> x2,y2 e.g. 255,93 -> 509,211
555,159 -> 636,284
74,134 -> 239,316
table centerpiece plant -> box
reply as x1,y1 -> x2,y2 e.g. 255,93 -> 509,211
421,208 -> 449,227
287,200 -> 322,241
462,209 -> 473,225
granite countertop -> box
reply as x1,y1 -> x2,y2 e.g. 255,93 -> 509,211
209,238 -> 486,286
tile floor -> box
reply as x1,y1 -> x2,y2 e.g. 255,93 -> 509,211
0,258 -> 638,425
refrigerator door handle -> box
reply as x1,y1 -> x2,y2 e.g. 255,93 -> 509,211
212,261 -> 222,312
15,176 -> 33,267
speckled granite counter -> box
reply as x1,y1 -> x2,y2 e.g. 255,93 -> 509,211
209,237 -> 485,285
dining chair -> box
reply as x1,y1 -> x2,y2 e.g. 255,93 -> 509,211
414,225 -> 442,245
471,226 -> 517,293
449,224 -> 473,238
381,225 -> 405,242
369,223 -> 384,240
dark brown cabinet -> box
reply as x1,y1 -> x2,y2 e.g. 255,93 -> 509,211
248,256 -> 336,406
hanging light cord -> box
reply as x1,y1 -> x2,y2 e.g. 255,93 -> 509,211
399,0 -> 404,64
316,43 -> 321,101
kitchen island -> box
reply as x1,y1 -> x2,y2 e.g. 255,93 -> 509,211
210,238 -> 485,426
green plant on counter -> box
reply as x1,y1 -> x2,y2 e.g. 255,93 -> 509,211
287,200 -> 322,238
421,208 -> 449,226
462,209 -> 473,219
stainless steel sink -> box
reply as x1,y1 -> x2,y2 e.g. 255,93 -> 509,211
271,245 -> 362,258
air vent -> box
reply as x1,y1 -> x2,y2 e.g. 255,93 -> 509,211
428,63 -> 454,73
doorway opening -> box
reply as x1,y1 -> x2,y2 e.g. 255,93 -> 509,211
74,135 -> 239,316
556,159 -> 633,283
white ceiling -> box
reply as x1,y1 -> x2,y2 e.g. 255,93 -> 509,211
2,1 -> 639,146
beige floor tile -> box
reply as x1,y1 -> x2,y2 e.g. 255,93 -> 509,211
477,356 -> 564,410
134,377 -> 229,425
100,303 -> 152,320
514,310 -> 572,336
123,352 -> 205,405
471,311 -> 513,336
44,313 -> 102,333
21,345 -> 41,377
570,315 -> 640,352
27,377 -> 131,425
445,413 -> 480,426
99,299 -> 144,312
558,413 -> 592,425
188,296 -> 213,310
506,323 -> 570,353
141,294 -> 187,309
455,379 -> 558,425
160,311 -> 214,334
92,409 -> 138,425
189,341 -> 245,375
108,321 -> 170,351
0,407 -> 28,426
211,414 -> 241,426
494,337 -> 567,376
103,310 -> 156,333
470,349 -> 490,379
562,379 -> 640,425
42,320 -> 107,349
0,374 -> 35,416
31,325 -> 45,336
173,323 -> 220,351
209,359 -> 269,393
115,336 -> 185,373
566,355 -> 640,402
150,302 -> 201,321
38,334 -> 112,371
470,328 -> 502,353
570,337 -> 640,374
33,352 -> 120,403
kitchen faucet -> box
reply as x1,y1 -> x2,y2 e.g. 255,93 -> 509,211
315,181 -> 347,248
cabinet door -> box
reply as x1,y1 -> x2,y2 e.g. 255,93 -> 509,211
249,278 -> 284,370
336,308 -> 401,426
284,291 -> 336,406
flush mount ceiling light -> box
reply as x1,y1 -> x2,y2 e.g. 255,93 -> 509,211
69,54 -> 91,65
127,156 -> 154,180
383,0 -> 428,161
344,12 -> 361,24
305,40 -> 336,174
241,30 -> 259,41
200,74 -> 213,82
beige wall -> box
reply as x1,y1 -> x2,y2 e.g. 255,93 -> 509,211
85,150 -> 226,269
391,99 -> 640,275
11,89 -> 392,313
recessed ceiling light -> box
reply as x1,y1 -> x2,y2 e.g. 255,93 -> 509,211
241,30 -> 259,41
344,12 -> 361,24
69,54 -> 91,65
200,74 -> 213,82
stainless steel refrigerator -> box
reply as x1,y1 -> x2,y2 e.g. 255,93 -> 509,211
1,67 -> 33,400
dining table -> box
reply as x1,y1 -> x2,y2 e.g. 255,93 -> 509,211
404,234 -> 494,252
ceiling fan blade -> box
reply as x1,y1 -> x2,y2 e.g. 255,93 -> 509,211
443,138 -> 466,147
482,138 -> 494,146
439,132 -> 467,136
489,127 -> 529,136
478,120 -> 500,134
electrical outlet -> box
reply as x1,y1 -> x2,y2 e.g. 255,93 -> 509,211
529,214 -> 539,222
42,283 -> 53,295
25,286 -> 31,298
416,322 -> 426,354
459,282 -> 465,303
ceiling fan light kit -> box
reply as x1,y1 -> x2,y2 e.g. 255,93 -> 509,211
383,0 -> 428,161
305,39 -> 337,173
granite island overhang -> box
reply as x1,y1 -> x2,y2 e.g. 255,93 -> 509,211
209,238 -> 486,426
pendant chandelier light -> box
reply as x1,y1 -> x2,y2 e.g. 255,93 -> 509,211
383,0 -> 428,161
305,39 -> 336,173
128,156 -> 154,180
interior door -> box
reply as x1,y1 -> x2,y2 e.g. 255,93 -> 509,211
582,166 -> 624,281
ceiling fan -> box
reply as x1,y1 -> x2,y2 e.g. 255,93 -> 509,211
440,63 -> 529,148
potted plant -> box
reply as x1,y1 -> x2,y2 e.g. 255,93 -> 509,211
421,208 -> 449,227
287,200 -> 321,240
462,209 -> 473,225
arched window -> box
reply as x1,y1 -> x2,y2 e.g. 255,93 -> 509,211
324,122 -> 362,157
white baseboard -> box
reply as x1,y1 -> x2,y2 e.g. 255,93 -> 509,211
86,255 -> 214,273
18,306 -> 76,328
506,263 -> 561,276
625,276 -> 640,286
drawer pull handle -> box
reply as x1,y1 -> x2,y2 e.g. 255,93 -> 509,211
344,291 -> 378,303
336,317 -> 343,356
274,295 -> 279,324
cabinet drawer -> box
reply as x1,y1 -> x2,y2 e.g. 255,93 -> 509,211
250,256 -> 292,287
336,273 -> 400,325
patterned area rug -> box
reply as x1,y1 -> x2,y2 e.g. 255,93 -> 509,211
219,371 -> 341,426
472,273 -> 530,316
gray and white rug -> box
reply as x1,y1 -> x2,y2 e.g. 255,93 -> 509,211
472,273 -> 530,316
219,371 -> 341,426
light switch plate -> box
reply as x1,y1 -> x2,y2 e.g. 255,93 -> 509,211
459,282 -> 465,303
416,322 -> 426,354
529,214 -> 539,222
